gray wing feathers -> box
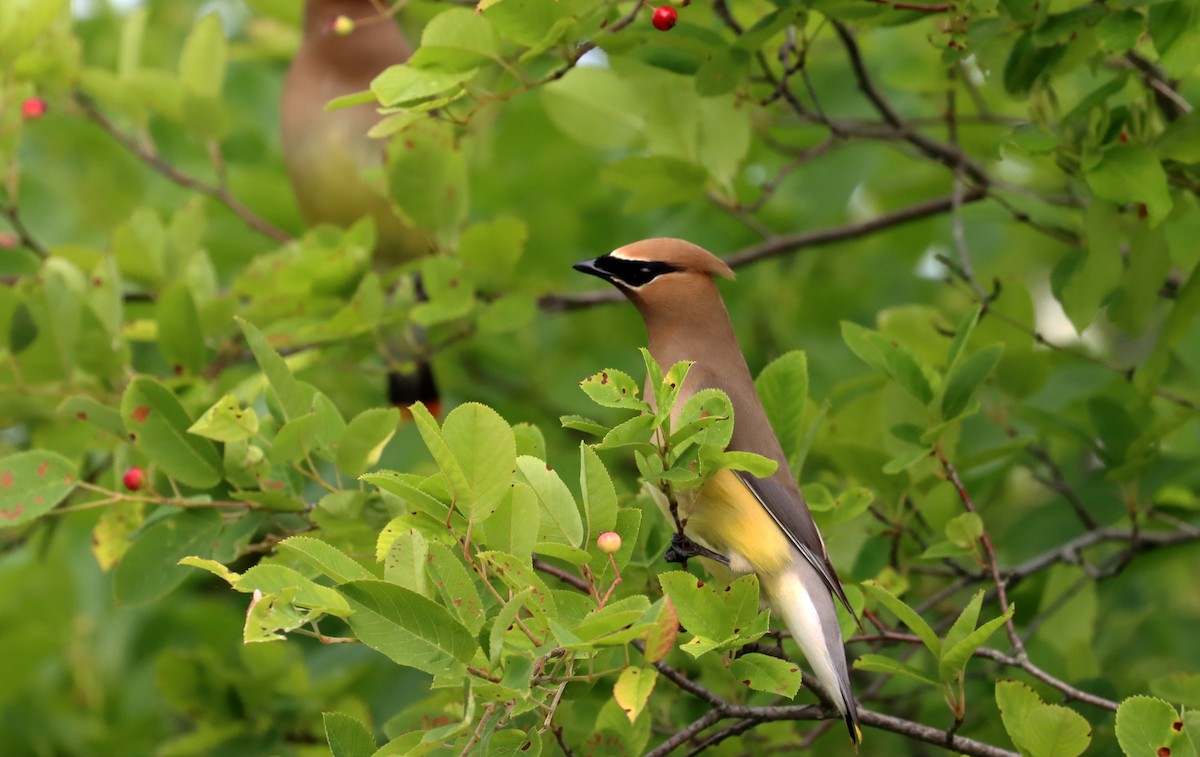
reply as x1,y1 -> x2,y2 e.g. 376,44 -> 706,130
733,469 -> 858,620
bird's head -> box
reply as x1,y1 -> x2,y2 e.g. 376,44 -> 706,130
574,238 -> 734,305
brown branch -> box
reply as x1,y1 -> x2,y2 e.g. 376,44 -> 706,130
533,557 -> 591,593
72,93 -> 292,244
539,190 -> 985,312
0,203 -> 47,257
869,0 -> 956,11
938,453 -> 1025,659
1024,444 -> 1099,530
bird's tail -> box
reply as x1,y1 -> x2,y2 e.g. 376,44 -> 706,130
388,360 -> 439,418
763,564 -> 861,746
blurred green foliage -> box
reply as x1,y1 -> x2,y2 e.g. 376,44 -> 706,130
3,0 -> 1200,755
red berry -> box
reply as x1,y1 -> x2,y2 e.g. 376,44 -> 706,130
21,97 -> 46,120
597,531 -> 622,554
123,467 -> 146,492
652,5 -> 677,31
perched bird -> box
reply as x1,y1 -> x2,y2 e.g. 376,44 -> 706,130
574,238 -> 861,743
282,0 -> 438,411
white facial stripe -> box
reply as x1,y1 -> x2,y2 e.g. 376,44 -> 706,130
609,249 -> 648,262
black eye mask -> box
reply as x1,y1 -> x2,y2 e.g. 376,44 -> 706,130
574,256 -> 681,287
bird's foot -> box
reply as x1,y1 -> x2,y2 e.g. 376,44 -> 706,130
664,532 -> 730,567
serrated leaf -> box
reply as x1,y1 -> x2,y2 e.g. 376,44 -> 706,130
324,711 -> 375,757
730,653 -> 802,697
642,597 -> 679,664
114,509 -> 224,605
938,605 -> 1014,682
1023,704 -> 1092,757
755,351 -> 808,470
278,536 -> 372,584
341,580 -> 479,677
997,679 -> 1045,754
517,456 -> 583,547
945,513 -> 984,549
443,403 -> 516,522
580,368 -> 648,411
1116,696 -> 1181,757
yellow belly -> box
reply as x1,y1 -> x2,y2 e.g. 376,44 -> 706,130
687,469 -> 793,577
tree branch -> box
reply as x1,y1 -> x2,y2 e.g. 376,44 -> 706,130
72,93 -> 292,244
538,190 -> 984,312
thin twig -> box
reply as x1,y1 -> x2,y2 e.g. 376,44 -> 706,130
72,93 -> 292,243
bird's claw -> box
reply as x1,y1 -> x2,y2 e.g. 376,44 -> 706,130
664,532 -> 730,567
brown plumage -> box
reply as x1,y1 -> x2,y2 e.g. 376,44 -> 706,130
282,0 -> 437,409
575,238 -> 861,743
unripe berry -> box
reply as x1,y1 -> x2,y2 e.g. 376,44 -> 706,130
123,466 -> 146,491
597,531 -> 622,554
651,6 -> 677,31
21,97 -> 47,120
332,15 -> 355,36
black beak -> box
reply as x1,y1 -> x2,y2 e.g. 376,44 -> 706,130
573,257 -> 611,281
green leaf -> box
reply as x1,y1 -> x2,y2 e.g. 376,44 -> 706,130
477,483 -> 538,558
755,351 -> 808,470
730,653 -> 802,698
841,321 -> 935,405
156,280 -> 206,375
442,403 -> 516,521
459,216 -> 527,293
179,12 -> 226,99
372,64 -> 478,107
489,586 -> 533,667
580,368 -> 648,412
517,456 -> 583,547
278,536 -> 373,584
601,156 -> 709,212
236,565 -> 351,616
943,590 -> 985,652
324,712 -> 376,757
335,408 -> 399,478
861,580 -> 941,657
238,318 -> 307,420
407,403 -> 472,511
122,377 -> 221,488
854,653 -> 940,687
8,301 -> 38,354
386,121 -> 468,248
1085,145 -> 1173,227
613,667 -> 658,723
188,394 -> 258,443
997,680 -> 1045,754
0,450 -> 77,528
1022,704 -> 1092,757
341,580 -> 479,677
114,509 -> 224,605
938,604 -> 1014,682
580,443 -> 617,537
540,66 -> 643,150
383,528 -> 429,596
944,512 -> 984,548
1150,672 -> 1200,708
1116,696 -> 1182,757
659,572 -> 768,656
426,543 -> 485,635
941,344 -> 1003,421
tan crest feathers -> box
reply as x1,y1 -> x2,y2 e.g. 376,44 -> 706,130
613,238 -> 735,280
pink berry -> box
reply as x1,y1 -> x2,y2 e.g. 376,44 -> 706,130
21,97 -> 47,120
597,531 -> 622,554
652,6 -> 677,31
123,467 -> 146,491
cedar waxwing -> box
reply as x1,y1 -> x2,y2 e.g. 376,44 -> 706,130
282,0 -> 438,410
574,239 -> 861,744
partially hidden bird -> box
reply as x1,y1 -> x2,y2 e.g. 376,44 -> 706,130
574,238 -> 861,744
282,0 -> 438,412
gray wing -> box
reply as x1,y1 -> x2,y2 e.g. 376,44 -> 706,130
733,469 -> 858,620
